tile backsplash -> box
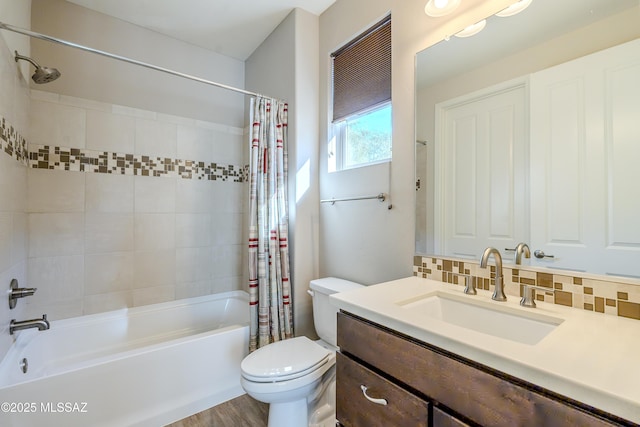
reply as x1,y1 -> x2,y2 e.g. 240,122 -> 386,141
414,255 -> 640,321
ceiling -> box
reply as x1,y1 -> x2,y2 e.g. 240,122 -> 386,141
66,0 -> 336,60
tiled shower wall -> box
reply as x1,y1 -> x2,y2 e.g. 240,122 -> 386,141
414,256 -> 640,321
0,37 -> 30,358
22,90 -> 247,321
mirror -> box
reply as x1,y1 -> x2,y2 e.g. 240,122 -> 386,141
415,0 -> 640,277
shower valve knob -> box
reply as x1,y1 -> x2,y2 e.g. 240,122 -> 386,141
8,279 -> 37,309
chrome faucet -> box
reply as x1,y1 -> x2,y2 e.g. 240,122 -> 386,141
514,242 -> 531,265
480,247 -> 507,301
10,315 -> 50,335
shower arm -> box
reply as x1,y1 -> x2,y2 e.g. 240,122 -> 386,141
0,21 -> 282,102
14,51 -> 41,69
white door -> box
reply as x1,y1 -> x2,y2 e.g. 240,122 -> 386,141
529,39 -> 640,277
436,81 -> 528,259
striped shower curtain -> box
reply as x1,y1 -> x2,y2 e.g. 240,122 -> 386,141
248,96 -> 293,352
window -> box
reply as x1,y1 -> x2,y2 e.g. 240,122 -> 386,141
330,16 -> 391,171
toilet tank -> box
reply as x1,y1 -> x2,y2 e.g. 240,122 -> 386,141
309,277 -> 363,347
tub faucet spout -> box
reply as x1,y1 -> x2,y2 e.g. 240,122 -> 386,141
480,247 -> 506,302
10,314 -> 50,335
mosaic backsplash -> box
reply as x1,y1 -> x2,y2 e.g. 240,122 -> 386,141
414,256 -> 640,321
1,113 -> 247,182
0,117 -> 29,166
30,144 -> 248,182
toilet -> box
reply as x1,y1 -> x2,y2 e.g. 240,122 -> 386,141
240,277 -> 363,427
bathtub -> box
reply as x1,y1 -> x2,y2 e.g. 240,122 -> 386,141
0,290 -> 249,427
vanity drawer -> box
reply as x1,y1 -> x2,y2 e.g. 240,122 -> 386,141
338,311 -> 624,427
336,352 -> 429,427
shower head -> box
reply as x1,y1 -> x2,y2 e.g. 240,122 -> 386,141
14,51 -> 61,84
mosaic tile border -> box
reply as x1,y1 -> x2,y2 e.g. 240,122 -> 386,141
413,256 -> 640,321
29,144 -> 248,182
0,116 -> 29,166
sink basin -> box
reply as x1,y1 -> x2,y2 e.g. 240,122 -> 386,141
396,292 -> 563,345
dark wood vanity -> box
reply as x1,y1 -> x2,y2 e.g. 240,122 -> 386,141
336,311 -> 635,427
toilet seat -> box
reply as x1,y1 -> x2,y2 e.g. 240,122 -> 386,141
241,336 -> 332,383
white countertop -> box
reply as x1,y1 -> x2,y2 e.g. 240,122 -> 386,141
330,276 -> 640,424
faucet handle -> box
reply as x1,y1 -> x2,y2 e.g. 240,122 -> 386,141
448,272 -> 476,295
8,279 -> 38,310
520,284 -> 555,308
462,275 -> 476,295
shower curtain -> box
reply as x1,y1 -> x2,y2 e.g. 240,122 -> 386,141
248,96 -> 293,352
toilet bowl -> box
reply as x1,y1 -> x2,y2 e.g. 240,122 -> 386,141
240,277 -> 363,427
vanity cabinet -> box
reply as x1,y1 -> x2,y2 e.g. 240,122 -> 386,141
336,311 -> 631,427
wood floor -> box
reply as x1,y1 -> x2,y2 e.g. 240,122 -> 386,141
166,394 -> 269,427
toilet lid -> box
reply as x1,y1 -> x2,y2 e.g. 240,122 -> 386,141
241,336 -> 332,382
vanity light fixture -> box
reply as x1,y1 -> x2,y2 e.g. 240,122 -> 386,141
424,0 -> 461,17
454,19 -> 486,38
495,0 -> 533,17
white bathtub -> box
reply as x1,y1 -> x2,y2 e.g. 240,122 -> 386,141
0,290 -> 249,427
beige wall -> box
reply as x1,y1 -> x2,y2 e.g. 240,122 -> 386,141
0,0 -> 31,360
246,9 -> 320,338
31,0 -> 245,126
317,0 -> 514,285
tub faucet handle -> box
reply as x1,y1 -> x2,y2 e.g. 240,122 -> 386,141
8,278 -> 38,309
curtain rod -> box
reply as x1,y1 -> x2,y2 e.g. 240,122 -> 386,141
0,21 -> 281,101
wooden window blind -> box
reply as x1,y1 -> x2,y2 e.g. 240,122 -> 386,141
331,16 -> 391,123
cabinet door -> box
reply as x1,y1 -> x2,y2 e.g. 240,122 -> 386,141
336,352 -> 430,427
530,39 -> 640,277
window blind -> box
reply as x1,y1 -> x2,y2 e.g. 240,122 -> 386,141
331,16 -> 391,123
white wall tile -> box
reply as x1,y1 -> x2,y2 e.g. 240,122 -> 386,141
175,281 -> 212,300
0,213 -> 12,273
11,212 -> 27,266
28,213 -> 85,257
27,169 -> 85,213
85,173 -> 134,213
132,285 -> 175,307
58,94 -> 110,112
211,180 -> 244,213
211,129 -> 244,165
85,213 -> 134,254
134,176 -> 176,213
24,298 -> 84,321
211,244 -> 243,278
176,247 -> 212,283
0,44 -> 15,123
177,125 -> 213,162
176,179 -> 213,213
134,213 -> 175,251
84,252 -> 134,295
211,212 -> 244,245
27,255 -> 85,301
86,110 -> 135,153
211,276 -> 243,294
29,99 -> 86,148
176,213 -> 211,248
135,118 -> 177,158
133,249 -> 176,288
0,156 -> 27,213
83,291 -> 133,315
